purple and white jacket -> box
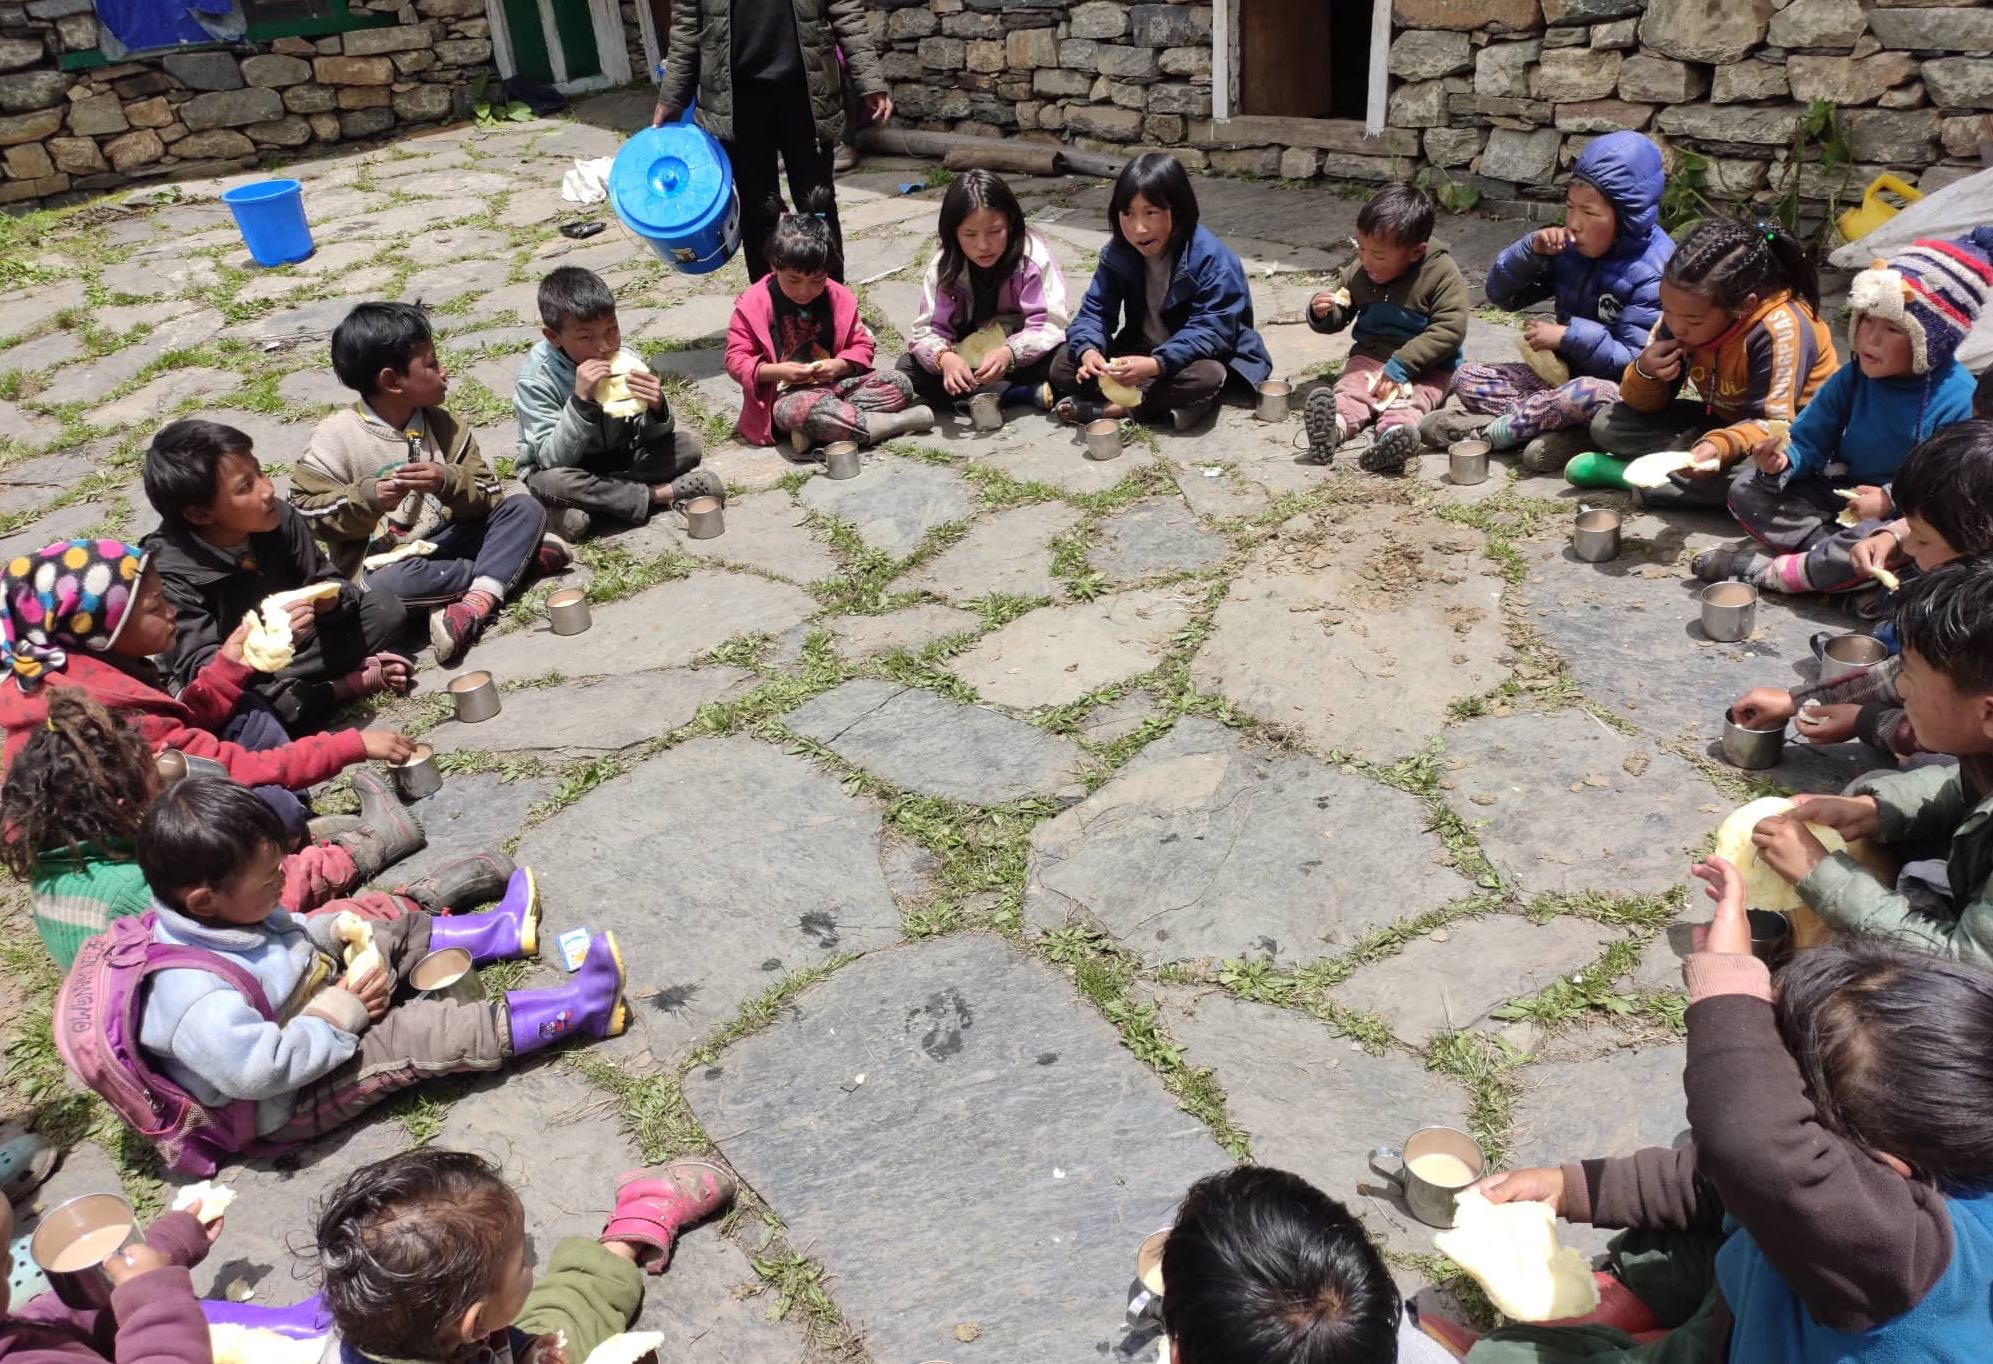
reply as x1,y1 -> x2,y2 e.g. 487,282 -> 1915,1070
907,231 -> 1070,373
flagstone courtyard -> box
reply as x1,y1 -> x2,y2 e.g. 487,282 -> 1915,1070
0,100 -> 1867,1361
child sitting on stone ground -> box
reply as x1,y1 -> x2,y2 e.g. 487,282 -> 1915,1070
141,420 -> 414,734
309,1148 -> 734,1363
725,187 -> 935,454
1,689 -> 511,969
1426,131 -> 1673,476
1303,182 -> 1469,475
1692,233 -> 1988,595
293,301 -> 572,667
513,265 -> 723,543
1051,151 -> 1271,435
95,779 -> 625,1169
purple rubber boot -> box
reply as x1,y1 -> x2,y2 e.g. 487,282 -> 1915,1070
200,1295 -> 333,1339
423,868 -> 541,964
502,931 -> 627,1056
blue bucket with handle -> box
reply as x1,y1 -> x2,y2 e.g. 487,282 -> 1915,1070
609,110 -> 740,276
220,178 -> 314,267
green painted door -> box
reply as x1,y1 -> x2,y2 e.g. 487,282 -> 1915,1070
552,0 -> 603,81
501,0 -> 603,86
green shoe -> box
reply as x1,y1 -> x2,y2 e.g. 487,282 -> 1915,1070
1564,451 -> 1633,490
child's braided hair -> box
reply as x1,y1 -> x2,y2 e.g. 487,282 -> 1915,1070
764,185 -> 842,278
0,690 -> 156,880
1663,217 -> 1820,315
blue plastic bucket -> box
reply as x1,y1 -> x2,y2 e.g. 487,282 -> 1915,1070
609,120 -> 740,276
220,178 -> 314,267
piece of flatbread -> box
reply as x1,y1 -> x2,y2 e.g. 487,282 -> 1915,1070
1711,797 -> 1854,915
1518,331 -> 1571,386
584,1332 -> 665,1364
1100,375 -> 1144,408
1763,418 -> 1791,451
1621,449 -> 1720,489
170,1180 -> 236,1224
1434,1189 -> 1599,1324
1871,565 -> 1901,591
954,321 -> 1009,370
595,350 -> 652,419
1332,287 -> 1351,308
362,539 -> 437,572
209,1324 -> 324,1364
332,911 -> 383,983
239,581 -> 342,674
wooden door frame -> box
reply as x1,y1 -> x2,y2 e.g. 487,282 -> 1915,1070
1213,0 -> 1390,133
485,0 -> 634,93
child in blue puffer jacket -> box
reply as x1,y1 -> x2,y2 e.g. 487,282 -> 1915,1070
1428,131 -> 1672,475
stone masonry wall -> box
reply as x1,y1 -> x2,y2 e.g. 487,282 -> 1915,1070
869,0 -> 1993,216
0,0 -> 495,209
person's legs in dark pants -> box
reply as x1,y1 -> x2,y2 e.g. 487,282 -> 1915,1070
772,81 -> 843,282
218,691 -> 310,844
366,499 -> 547,613
1588,399 -> 1709,459
725,92 -> 783,282
525,431 -> 705,530
258,586 -> 412,732
895,352 -> 953,409
1136,359 -> 1227,422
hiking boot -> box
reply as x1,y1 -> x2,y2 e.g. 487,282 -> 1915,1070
832,143 -> 859,174
1171,399 -> 1216,433
1692,544 -> 1764,583
399,850 -> 515,915
546,506 -> 592,544
859,405 -> 937,445
668,468 -> 726,507
1518,428 -> 1593,475
1361,423 -> 1421,475
429,590 -> 498,667
602,1162 -> 737,1275
502,931 -> 627,1056
424,868 -> 540,963
534,534 -> 574,578
331,770 -> 425,881
1301,388 -> 1341,466
1418,407 -> 1492,451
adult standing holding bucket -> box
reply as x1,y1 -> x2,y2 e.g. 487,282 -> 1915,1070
653,0 -> 892,283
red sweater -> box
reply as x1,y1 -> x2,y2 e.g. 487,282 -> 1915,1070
0,1211 -> 213,1364
0,651 -> 365,789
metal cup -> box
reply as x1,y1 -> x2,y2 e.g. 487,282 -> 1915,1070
153,749 -> 232,785
391,742 -> 442,801
1084,418 -> 1121,461
1722,706 -> 1785,770
1572,507 -> 1621,563
1256,380 -> 1292,423
1125,1225 -> 1171,1328
408,946 -> 484,1005
448,670 -> 502,724
681,495 -> 725,539
31,1193 -> 137,1310
546,587 -> 592,636
1449,438 -> 1490,487
1368,1125 -> 1485,1229
1748,909 -> 1793,966
823,441 -> 861,480
1818,632 -> 1889,683
967,391 -> 1003,432
1700,581 -> 1759,643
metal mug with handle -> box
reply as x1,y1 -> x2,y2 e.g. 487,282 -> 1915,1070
1124,1226 -> 1171,1329
1367,1125 -> 1486,1229
956,391 -> 1003,432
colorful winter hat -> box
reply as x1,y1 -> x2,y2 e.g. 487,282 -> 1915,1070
0,539 -> 146,688
1848,226 -> 1993,376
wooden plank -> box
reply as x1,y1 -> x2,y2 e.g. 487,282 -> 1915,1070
1240,0 -> 1333,119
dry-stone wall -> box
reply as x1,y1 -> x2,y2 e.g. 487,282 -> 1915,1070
870,0 -> 1992,210
0,0 -> 494,207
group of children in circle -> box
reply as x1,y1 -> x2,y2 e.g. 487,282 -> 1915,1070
9,126 -> 1993,1361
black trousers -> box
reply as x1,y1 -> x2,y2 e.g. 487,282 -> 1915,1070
726,77 -> 844,283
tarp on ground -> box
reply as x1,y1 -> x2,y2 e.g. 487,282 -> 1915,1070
1831,166 -> 1993,374
94,0 -> 244,58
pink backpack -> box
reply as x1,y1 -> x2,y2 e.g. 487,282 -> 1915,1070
55,913 -> 274,1177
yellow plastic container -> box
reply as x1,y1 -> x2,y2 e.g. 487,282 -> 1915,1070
1837,174 -> 1924,245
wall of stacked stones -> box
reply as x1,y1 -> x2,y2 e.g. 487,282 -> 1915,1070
0,0 -> 494,208
869,0 -> 1993,212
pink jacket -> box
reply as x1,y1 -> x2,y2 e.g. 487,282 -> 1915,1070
907,231 -> 1069,373
724,276 -> 876,446
0,1212 -> 212,1364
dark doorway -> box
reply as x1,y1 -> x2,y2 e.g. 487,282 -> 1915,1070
1241,0 -> 1337,118
1327,0 -> 1375,121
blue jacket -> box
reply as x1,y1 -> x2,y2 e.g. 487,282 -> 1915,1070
1483,131 -> 1673,381
1066,224 -> 1272,387
1783,357 -> 1978,486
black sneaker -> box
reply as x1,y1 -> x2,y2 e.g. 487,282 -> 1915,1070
1301,388 -> 1341,466
1362,423 -> 1420,475
1418,407 -> 1493,451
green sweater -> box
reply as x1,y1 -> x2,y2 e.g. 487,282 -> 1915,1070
29,843 -> 149,969
1797,755 -> 1993,968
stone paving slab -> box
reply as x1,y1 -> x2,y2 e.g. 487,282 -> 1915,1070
1076,690 -> 1158,748
1174,464 -> 1273,520
427,571 -> 817,682
825,603 -> 977,660
428,666 -> 755,759
949,585 -> 1197,711
976,421 -> 1162,497
1026,717 -> 1471,966
277,367 -> 352,409
901,499 -> 1080,602
684,933 -> 1229,1363
518,736 -> 904,1068
1333,915 -> 1621,1047
678,491 -> 839,584
1093,498 -> 1229,585
796,452 -> 980,559
1153,986 -> 1472,1254
787,679 -> 1085,805
85,367 -> 238,429
1193,524 -> 1509,764
0,502 -> 109,560
1440,711 -> 1724,897
388,770 -> 556,886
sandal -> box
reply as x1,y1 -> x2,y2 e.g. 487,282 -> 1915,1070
600,1161 -> 737,1275
0,1129 -> 56,1203
1053,396 -> 1106,426
339,652 -> 415,701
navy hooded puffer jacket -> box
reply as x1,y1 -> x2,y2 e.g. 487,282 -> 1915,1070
1482,130 -> 1675,381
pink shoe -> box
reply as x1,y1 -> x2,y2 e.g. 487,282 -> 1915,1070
600,1161 -> 736,1274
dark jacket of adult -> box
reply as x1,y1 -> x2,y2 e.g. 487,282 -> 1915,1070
659,0 -> 885,145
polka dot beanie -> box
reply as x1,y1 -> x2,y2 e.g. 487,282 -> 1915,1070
1848,226 -> 1993,376
0,539 -> 147,689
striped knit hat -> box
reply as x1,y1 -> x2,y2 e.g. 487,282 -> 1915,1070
0,539 -> 146,689
1848,227 -> 1993,376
